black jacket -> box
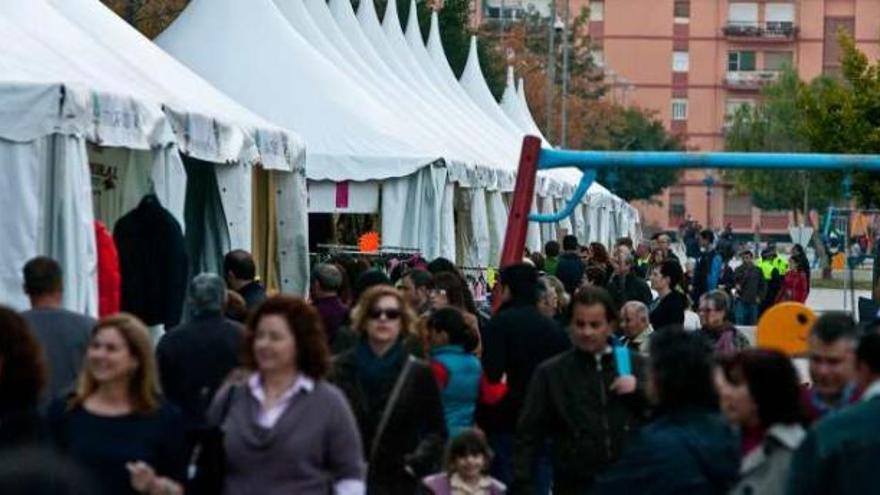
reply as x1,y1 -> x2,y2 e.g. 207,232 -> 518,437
649,290 -> 688,330
594,408 -> 740,495
237,281 -> 266,312
156,313 -> 242,431
114,194 -> 188,327
513,347 -> 648,494
607,273 -> 653,310
480,302 -> 570,433
329,349 -> 447,495
555,252 -> 585,294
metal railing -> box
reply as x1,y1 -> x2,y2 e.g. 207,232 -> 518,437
725,70 -> 781,90
723,21 -> 798,39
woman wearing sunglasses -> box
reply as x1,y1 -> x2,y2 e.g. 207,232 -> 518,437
330,285 -> 448,495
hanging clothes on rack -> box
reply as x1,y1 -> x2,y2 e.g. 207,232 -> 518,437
94,221 -> 121,317
114,194 -> 188,327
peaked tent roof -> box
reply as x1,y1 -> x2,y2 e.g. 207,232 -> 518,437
517,77 -> 548,142
280,0 -> 485,172
0,0 -> 174,150
48,0 -> 304,171
156,0 -> 436,182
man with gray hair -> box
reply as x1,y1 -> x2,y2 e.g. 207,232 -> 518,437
607,247 -> 653,310
311,263 -> 348,345
156,273 -> 243,458
619,301 -> 654,356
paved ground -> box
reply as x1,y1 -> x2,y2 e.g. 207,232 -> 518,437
806,288 -> 871,314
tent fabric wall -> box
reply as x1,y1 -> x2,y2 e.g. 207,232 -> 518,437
275,168 -> 310,295
439,182 -> 457,262
454,187 -> 491,268
381,164 -> 448,261
214,162 -> 253,253
0,135 -> 97,314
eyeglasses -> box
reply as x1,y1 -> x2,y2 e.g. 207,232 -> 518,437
698,307 -> 720,314
369,308 -> 402,320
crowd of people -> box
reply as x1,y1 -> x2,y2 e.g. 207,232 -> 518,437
1,230 -> 879,495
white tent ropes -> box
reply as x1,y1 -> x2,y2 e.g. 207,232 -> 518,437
0,0 -> 307,313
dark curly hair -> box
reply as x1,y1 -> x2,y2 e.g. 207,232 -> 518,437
0,306 -> 47,408
242,296 -> 331,379
649,327 -> 718,412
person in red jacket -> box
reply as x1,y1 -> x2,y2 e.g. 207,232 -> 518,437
776,257 -> 808,304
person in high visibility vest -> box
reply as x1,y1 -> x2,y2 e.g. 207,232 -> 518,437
758,248 -> 783,315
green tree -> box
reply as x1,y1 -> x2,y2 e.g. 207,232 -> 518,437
592,108 -> 684,201
724,67 -> 844,221
800,34 -> 880,207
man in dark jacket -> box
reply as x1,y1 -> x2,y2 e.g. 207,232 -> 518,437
595,329 -> 739,494
514,286 -> 648,494
607,247 -> 653,310
788,333 -> 880,494
733,250 -> 765,325
156,273 -> 242,457
692,229 -> 722,303
481,263 -> 570,485
223,250 -> 266,311
555,235 -> 585,295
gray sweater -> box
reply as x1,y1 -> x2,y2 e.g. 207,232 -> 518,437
21,308 -> 94,402
209,380 -> 365,495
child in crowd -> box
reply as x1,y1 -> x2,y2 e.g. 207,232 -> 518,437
422,429 -> 506,495
424,308 -> 506,438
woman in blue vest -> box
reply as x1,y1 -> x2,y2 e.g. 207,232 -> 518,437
425,308 -> 506,437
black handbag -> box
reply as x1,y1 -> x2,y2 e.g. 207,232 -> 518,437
187,385 -> 237,495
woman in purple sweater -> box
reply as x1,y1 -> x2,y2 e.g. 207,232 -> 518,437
208,296 -> 365,494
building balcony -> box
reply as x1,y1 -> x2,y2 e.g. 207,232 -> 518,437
724,71 -> 781,91
723,21 -> 798,42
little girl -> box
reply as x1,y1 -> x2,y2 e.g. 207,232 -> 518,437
422,429 -> 506,495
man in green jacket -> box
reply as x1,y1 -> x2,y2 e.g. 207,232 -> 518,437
788,332 -> 880,494
513,286 -> 649,494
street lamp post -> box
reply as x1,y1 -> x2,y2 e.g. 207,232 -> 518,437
703,173 -> 716,229
545,0 -> 556,143
560,0 -> 570,148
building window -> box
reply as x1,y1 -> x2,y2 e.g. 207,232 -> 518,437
589,1 -> 604,21
765,51 -> 794,71
726,99 -> 754,118
728,51 -> 756,71
765,3 -> 795,33
590,48 -> 605,67
674,1 -> 690,19
673,51 -> 689,72
728,2 -> 759,27
669,191 -> 686,220
671,99 -> 688,120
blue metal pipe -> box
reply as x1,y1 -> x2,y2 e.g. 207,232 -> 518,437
529,169 -> 596,223
539,149 -> 880,171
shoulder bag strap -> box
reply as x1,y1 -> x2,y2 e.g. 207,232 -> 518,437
370,356 -> 415,461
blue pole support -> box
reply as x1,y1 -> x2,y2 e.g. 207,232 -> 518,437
529,146 -> 880,224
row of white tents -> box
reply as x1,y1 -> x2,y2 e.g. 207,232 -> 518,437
0,0 -> 640,315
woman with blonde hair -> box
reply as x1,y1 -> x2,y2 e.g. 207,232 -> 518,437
48,313 -> 186,495
330,285 -> 447,495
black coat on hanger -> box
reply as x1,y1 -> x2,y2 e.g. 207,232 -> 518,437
114,194 -> 188,327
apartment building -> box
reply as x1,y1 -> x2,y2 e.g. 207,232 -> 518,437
477,0 -> 880,235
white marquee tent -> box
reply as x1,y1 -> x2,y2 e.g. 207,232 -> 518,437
0,0 -> 307,312
155,0 -> 640,265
